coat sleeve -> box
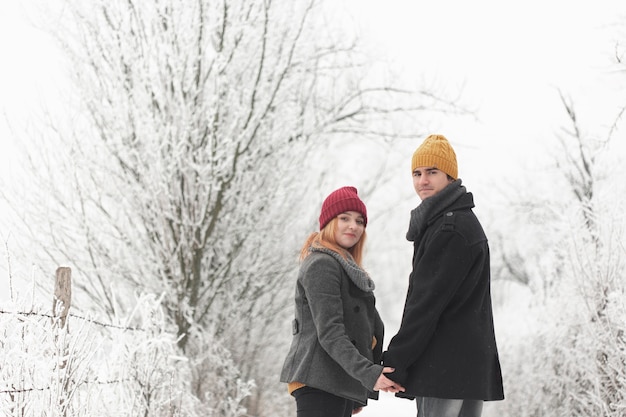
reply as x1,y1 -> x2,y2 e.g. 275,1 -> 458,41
383,229 -> 474,383
373,309 -> 384,364
302,256 -> 383,391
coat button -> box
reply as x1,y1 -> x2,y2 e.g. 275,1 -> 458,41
354,306 -> 360,313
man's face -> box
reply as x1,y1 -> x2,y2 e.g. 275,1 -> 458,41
412,166 -> 454,200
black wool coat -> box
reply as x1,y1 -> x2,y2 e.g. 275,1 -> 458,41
383,192 -> 504,401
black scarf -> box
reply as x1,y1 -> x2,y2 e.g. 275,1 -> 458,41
406,179 -> 467,242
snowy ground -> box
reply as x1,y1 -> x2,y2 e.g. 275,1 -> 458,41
359,392 -> 416,416
359,392 -> 502,416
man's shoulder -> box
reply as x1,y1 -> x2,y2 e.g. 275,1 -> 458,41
438,208 -> 486,240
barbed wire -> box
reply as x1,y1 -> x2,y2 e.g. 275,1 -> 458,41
0,378 -> 132,395
0,309 -> 146,332
1,311 -> 149,396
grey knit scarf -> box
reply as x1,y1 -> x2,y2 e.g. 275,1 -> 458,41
406,179 -> 467,242
310,246 -> 375,292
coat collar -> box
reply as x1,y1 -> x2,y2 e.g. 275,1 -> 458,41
406,179 -> 472,242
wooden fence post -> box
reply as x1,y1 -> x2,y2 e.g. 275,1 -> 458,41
52,267 -> 72,416
53,267 -> 72,328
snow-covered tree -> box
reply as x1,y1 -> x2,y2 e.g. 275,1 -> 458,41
489,89 -> 626,416
2,0 -> 460,414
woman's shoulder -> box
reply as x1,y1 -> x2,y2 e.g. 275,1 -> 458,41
300,250 -> 344,277
302,250 -> 340,266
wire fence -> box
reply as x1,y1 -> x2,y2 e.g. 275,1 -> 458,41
0,267 -> 141,397
0,266 -> 192,416
0,309 -> 147,332
0,266 -> 253,417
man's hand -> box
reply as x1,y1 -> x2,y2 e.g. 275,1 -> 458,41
373,367 -> 406,393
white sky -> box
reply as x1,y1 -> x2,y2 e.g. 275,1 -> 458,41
0,1 -> 63,181
1,0 -> 624,180
341,0 -> 625,184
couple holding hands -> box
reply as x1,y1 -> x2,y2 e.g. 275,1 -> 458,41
280,135 -> 504,417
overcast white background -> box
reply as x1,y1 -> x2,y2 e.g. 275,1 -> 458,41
1,1 -> 625,415
2,1 -> 625,175
2,1 -> 625,217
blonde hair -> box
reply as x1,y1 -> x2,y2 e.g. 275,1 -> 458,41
299,217 -> 367,266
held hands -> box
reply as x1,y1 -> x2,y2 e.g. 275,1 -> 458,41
373,367 -> 405,393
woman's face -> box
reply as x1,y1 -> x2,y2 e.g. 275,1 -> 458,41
334,211 -> 365,249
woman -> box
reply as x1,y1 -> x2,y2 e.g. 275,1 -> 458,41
280,186 -> 403,417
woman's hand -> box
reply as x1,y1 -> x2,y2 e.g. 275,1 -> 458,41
373,367 -> 405,393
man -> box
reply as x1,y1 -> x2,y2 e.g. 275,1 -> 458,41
383,134 -> 504,417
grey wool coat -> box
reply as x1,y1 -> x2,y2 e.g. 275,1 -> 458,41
280,250 -> 384,405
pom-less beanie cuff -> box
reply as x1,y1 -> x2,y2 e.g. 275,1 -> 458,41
319,186 -> 368,230
411,134 -> 458,179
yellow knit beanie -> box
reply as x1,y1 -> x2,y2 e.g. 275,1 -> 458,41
411,134 -> 458,179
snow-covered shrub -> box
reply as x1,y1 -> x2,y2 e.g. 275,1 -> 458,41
0,292 -> 253,417
493,204 -> 626,417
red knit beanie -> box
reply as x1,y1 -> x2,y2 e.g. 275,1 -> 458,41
318,186 -> 367,230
